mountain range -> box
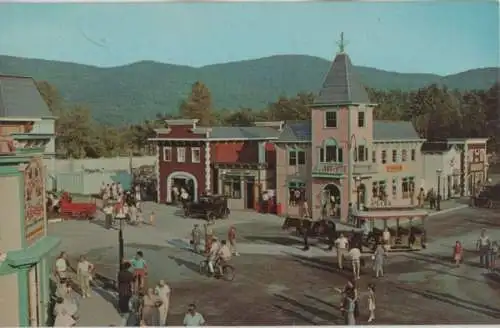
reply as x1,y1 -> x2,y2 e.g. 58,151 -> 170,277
0,54 -> 498,125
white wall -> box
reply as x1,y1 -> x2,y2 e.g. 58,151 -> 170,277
422,148 -> 462,199
45,156 -> 156,174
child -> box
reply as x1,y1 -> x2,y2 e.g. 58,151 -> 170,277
453,240 -> 463,267
130,251 -> 147,293
149,211 -> 155,226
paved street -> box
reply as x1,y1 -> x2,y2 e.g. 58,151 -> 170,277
48,201 -> 500,325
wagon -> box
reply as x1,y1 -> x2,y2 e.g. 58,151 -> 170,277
58,192 -> 98,220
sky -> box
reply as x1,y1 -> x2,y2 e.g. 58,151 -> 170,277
0,1 -> 498,75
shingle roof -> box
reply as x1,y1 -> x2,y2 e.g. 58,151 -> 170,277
209,126 -> 278,140
273,120 -> 420,142
0,75 -> 52,118
314,52 -> 371,106
373,121 -> 420,140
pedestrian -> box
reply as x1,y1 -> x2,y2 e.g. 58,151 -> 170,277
367,283 -> 376,323
453,240 -> 463,267
149,210 -> 156,226
417,187 -> 425,208
130,250 -> 147,293
489,241 -> 498,272
104,203 -> 114,229
155,280 -> 171,326
345,293 -> 356,325
335,233 -> 349,270
373,243 -> 386,278
382,227 -> 391,252
349,246 -> 361,279
181,188 -> 190,205
204,224 -> 213,254
326,220 -> 336,251
228,225 -> 239,256
302,198 -> 311,218
54,251 -> 69,285
77,255 -> 94,298
302,219 -> 310,251
117,262 -> 134,314
183,303 -> 206,326
141,287 -> 161,326
191,224 -> 202,254
53,300 -> 77,327
476,229 -> 491,268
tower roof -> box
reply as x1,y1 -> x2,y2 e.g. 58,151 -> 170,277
313,34 -> 371,106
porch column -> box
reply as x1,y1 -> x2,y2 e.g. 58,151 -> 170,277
156,144 -> 161,203
258,141 -> 266,164
205,141 -> 211,192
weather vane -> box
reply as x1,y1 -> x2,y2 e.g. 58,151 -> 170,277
337,32 -> 349,53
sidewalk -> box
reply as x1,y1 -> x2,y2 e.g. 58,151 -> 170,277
75,285 -> 124,326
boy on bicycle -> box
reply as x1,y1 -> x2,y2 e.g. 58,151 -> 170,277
216,240 -> 232,276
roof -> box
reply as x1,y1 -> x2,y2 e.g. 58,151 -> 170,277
276,121 -> 311,142
209,126 -> 278,140
372,121 -> 421,140
314,52 -> 371,106
421,141 -> 453,153
0,75 -> 52,119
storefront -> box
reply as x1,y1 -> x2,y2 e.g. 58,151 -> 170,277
0,135 -> 60,326
213,163 -> 269,210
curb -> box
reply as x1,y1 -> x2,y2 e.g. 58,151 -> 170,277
428,204 -> 468,217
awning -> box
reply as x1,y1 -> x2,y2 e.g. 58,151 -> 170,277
287,179 -> 306,188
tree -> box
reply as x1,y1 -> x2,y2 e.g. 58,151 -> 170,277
55,106 -> 94,158
36,81 -> 62,114
179,81 -> 213,126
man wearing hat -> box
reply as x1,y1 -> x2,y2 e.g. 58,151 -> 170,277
155,280 -> 171,326
207,236 -> 221,276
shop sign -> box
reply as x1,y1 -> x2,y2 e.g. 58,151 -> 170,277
24,157 -> 45,244
385,164 -> 403,173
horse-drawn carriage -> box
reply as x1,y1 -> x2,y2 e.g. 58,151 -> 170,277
473,183 -> 500,209
183,195 -> 230,221
47,191 -> 98,220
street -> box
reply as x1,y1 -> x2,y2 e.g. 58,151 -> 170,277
48,201 -> 500,325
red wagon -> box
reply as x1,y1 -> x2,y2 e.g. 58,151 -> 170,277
58,192 -> 98,220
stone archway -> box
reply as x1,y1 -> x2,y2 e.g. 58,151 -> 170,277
323,183 -> 342,218
166,171 -> 198,203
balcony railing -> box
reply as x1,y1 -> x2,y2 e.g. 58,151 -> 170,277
312,163 -> 346,176
353,163 -> 378,175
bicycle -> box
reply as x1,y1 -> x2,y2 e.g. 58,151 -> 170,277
199,259 -> 235,281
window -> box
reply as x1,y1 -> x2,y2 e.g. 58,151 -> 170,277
289,149 -> 306,166
392,178 -> 397,196
372,150 -> 376,163
223,176 -> 241,199
411,149 -> 416,161
402,177 -> 415,199
372,181 -> 387,198
289,150 -> 297,166
325,145 -> 338,162
402,149 -> 408,162
191,147 -> 201,163
297,151 -> 306,165
392,150 -> 397,163
325,111 -> 337,128
177,147 -> 186,163
357,146 -> 366,162
163,147 -> 172,162
381,150 -> 387,164
358,111 -> 365,127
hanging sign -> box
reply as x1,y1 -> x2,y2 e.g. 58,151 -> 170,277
24,157 -> 45,244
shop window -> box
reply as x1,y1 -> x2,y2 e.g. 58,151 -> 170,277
325,111 -> 337,128
381,150 -> 387,164
163,147 -> 172,162
288,182 -> 306,206
372,180 -> 387,199
401,149 -> 408,162
411,149 -> 416,161
223,177 -> 241,199
392,149 -> 398,163
177,147 -> 186,163
402,177 -> 415,199
358,111 -> 365,127
372,150 -> 376,163
392,178 -> 397,196
191,147 -> 201,163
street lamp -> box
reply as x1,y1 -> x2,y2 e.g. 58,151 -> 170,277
436,169 -> 442,211
355,176 -> 361,211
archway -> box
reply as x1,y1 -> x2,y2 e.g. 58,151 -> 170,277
323,183 -> 342,218
166,171 -> 199,203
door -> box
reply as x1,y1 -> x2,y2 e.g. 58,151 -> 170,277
245,178 -> 255,209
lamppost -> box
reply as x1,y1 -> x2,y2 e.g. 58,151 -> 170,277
436,169 -> 442,211
115,204 -> 126,268
355,176 -> 361,211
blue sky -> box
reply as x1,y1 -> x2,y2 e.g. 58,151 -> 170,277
0,2 -> 498,75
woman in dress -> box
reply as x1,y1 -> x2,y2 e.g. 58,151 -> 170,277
373,243 -> 386,278
141,287 -> 161,326
367,283 -> 376,322
453,240 -> 463,267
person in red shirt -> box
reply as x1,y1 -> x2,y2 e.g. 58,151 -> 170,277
228,225 -> 239,256
453,240 -> 463,267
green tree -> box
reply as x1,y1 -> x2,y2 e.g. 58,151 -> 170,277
55,106 -> 94,158
36,80 -> 62,114
179,81 -> 213,126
